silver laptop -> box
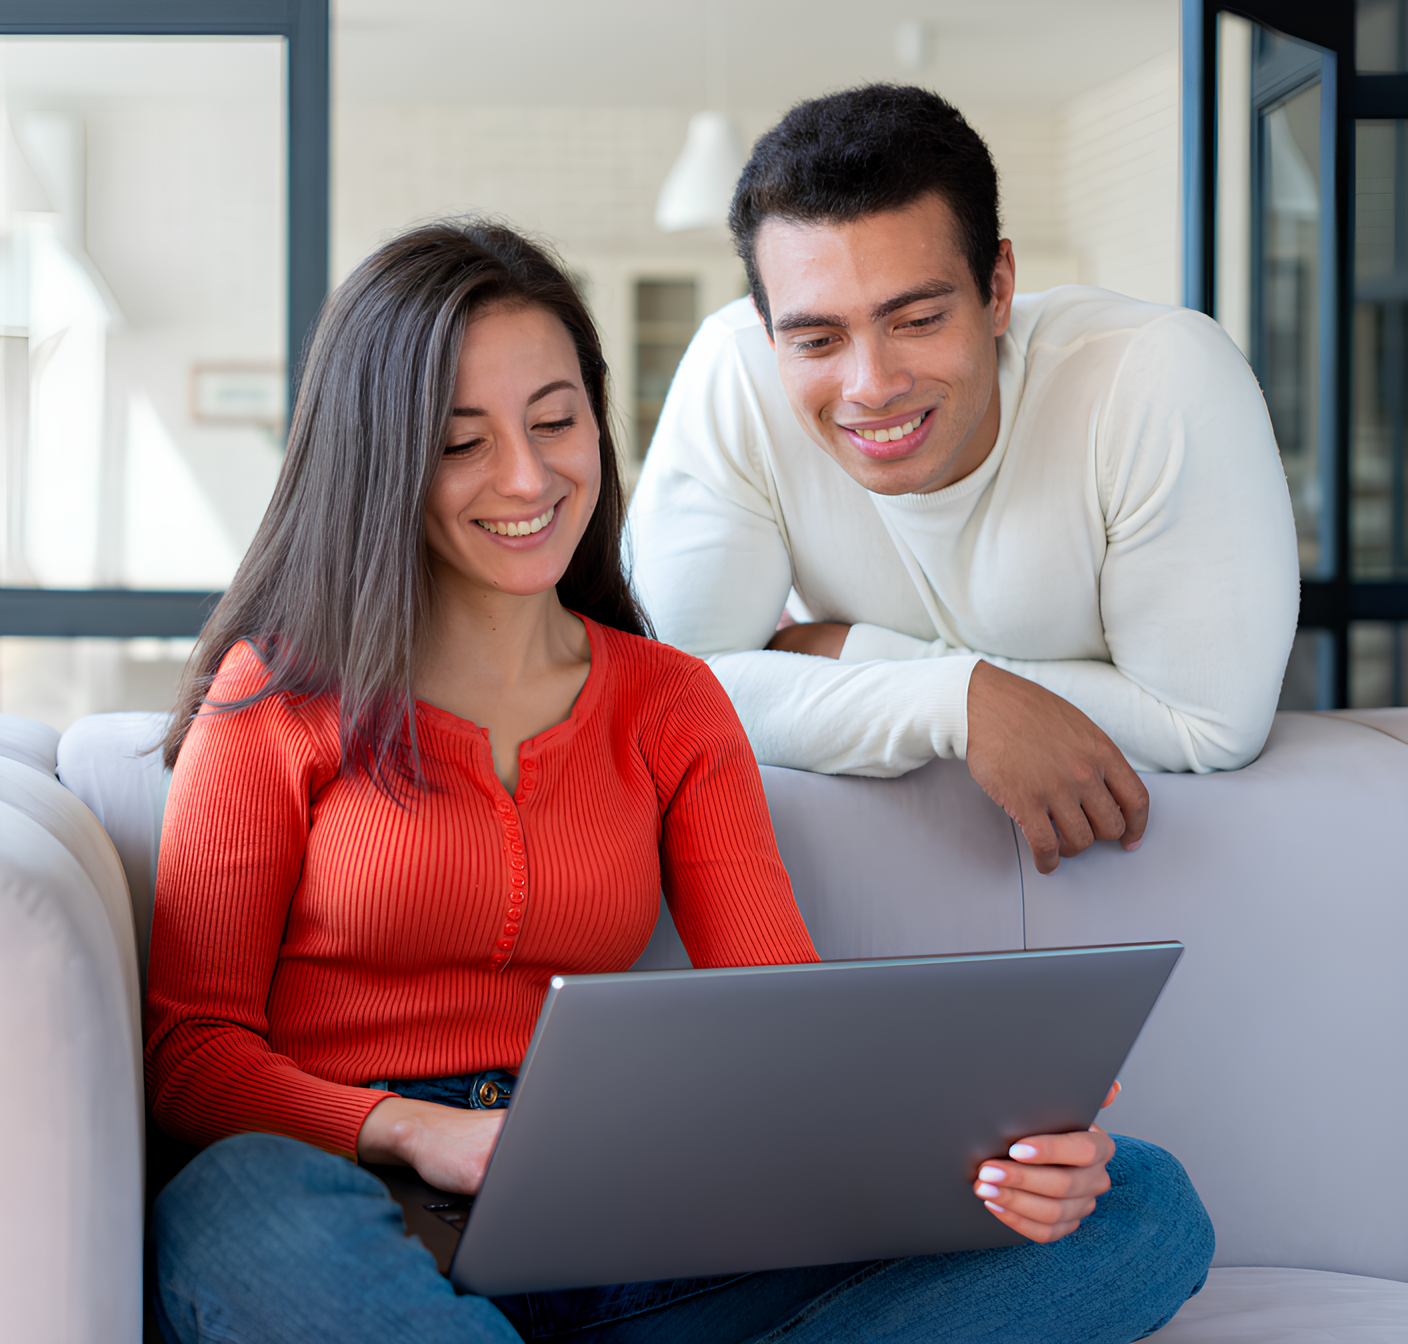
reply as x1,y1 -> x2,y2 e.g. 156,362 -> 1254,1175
371,941 -> 1182,1297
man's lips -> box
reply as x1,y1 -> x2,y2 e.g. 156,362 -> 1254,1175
837,409 -> 935,460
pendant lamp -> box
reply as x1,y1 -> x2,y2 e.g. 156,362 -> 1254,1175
654,109 -> 744,233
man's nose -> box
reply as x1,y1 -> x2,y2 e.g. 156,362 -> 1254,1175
841,337 -> 913,409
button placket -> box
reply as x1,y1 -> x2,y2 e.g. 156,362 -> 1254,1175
488,793 -> 529,969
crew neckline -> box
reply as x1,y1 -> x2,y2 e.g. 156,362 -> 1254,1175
412,612 -> 603,765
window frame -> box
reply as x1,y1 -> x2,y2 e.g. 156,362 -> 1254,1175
1184,0 -> 1408,706
0,0 -> 329,637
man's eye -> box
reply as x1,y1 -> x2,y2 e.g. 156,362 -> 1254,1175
899,313 -> 944,331
791,335 -> 836,352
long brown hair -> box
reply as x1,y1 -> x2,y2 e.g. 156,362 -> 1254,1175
163,220 -> 651,788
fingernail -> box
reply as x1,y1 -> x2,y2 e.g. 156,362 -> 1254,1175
984,1200 -> 1006,1214
1009,1143 -> 1039,1160
978,1166 -> 1005,1183
1128,840 -> 1141,851
976,1182 -> 1001,1199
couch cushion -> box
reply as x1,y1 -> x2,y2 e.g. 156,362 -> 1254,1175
1150,1267 -> 1408,1340
57,712 -> 171,979
0,711 -> 59,775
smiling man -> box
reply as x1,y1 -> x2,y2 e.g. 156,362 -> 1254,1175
628,85 -> 1300,872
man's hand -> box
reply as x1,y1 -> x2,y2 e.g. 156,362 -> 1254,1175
357,1096 -> 506,1195
966,661 -> 1148,873
767,621 -> 851,658
972,1085 -> 1120,1243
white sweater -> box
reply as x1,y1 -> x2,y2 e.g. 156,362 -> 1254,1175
627,287 -> 1300,776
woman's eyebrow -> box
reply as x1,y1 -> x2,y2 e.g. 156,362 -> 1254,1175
451,379 -> 577,417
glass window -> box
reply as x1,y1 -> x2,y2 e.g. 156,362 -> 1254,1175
0,37 -> 285,596
1349,620 -> 1407,705
0,37 -> 285,727
1352,119 -> 1408,582
1357,0 -> 1407,72
634,279 -> 697,460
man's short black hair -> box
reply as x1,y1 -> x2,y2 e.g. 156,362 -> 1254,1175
729,85 -> 1001,331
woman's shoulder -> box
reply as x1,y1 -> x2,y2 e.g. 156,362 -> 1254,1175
208,638 -> 273,699
587,620 -> 739,732
190,641 -> 339,767
589,620 -> 711,690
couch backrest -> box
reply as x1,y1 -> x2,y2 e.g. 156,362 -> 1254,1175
56,712 -> 172,979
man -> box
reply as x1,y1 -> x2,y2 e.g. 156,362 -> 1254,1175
629,84 -> 1298,874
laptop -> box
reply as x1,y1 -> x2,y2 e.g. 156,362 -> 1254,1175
369,941 -> 1182,1297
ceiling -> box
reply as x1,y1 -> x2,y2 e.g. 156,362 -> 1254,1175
334,0 -> 1179,117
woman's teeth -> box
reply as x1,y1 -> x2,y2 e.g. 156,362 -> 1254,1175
856,412 -> 928,443
476,504 -> 555,537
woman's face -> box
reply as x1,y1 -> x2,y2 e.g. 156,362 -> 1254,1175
424,302 -> 601,599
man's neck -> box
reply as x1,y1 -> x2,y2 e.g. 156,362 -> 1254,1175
919,360 -> 1002,495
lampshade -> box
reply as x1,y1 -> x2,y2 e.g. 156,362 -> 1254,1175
654,110 -> 745,233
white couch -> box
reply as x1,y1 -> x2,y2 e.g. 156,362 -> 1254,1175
2,707 -> 1406,1342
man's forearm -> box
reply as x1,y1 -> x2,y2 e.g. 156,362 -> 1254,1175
706,648 -> 981,776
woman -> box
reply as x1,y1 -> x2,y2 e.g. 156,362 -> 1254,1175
147,222 -> 1212,1343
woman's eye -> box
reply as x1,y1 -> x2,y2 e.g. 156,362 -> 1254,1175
534,416 -> 576,434
443,437 -> 485,456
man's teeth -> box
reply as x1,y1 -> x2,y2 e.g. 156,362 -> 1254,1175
476,504 -> 555,537
857,412 -> 927,442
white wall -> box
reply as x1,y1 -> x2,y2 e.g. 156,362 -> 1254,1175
1059,51 -> 1181,305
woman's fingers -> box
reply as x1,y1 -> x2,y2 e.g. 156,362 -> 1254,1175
972,1123 -> 1117,1242
980,1198 -> 1086,1245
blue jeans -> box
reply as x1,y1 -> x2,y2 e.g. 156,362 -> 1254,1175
151,1126 -> 1212,1343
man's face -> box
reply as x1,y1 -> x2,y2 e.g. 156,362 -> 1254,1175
753,194 -> 1015,496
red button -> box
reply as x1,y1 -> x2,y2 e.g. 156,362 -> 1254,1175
508,908 -> 521,919
510,860 -> 525,871
504,923 -> 519,935
498,939 -> 513,950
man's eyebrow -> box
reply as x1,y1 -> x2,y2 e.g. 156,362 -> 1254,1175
771,283 -> 959,335
774,311 -> 849,334
871,281 -> 957,321
451,379 -> 576,416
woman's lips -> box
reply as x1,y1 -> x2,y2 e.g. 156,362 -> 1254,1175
838,409 -> 935,460
473,502 -> 562,548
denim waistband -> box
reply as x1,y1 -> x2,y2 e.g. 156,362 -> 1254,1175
367,1069 -> 517,1110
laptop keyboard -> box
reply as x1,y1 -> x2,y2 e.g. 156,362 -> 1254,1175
423,1197 -> 474,1232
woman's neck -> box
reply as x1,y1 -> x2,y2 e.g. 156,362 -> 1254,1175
414,567 -> 592,792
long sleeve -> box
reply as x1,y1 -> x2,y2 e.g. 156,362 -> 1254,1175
645,662 -> 818,966
144,650 -> 389,1158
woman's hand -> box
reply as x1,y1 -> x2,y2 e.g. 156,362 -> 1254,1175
971,1082 -> 1121,1243
356,1096 -> 506,1195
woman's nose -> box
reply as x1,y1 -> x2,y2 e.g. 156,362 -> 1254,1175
495,428 -> 554,501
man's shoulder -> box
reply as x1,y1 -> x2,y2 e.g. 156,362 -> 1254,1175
1011,285 -> 1223,359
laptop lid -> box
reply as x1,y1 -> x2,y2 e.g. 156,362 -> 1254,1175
448,941 -> 1182,1296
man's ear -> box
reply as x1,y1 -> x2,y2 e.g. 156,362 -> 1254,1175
751,295 -> 776,349
989,239 -> 1016,339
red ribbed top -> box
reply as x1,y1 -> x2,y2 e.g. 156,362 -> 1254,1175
145,619 -> 818,1158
